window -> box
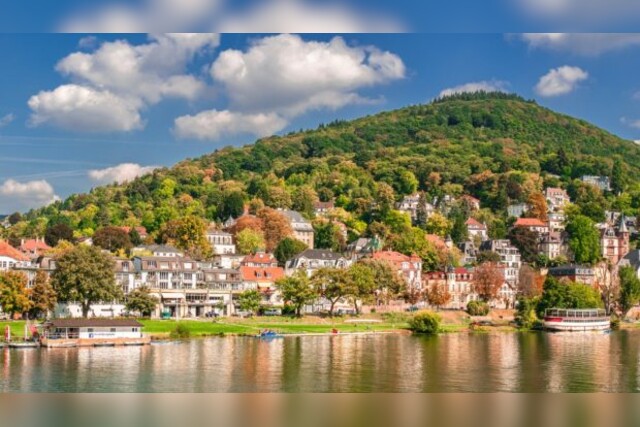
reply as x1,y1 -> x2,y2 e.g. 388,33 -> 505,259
110,328 -> 116,333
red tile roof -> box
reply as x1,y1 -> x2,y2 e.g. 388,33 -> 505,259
514,218 -> 547,228
20,239 -> 51,252
242,252 -> 278,266
465,218 -> 485,228
239,266 -> 285,283
0,241 -> 29,261
426,234 -> 447,249
372,251 -> 421,264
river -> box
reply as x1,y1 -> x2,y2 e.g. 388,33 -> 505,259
3,331 -> 640,392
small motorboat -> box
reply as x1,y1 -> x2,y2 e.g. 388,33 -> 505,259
256,330 -> 283,339
8,342 -> 40,349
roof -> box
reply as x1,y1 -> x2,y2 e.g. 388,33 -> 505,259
239,266 -> 285,283
548,265 -> 595,275
292,249 -> 344,261
514,218 -> 547,228
118,226 -> 148,235
546,187 -> 568,196
142,244 -> 181,253
372,251 -> 420,263
465,218 -> 485,228
0,240 -> 29,261
314,201 -> 334,209
242,252 -> 277,265
461,195 -> 480,203
20,239 -> 51,252
426,234 -> 447,249
46,319 -> 142,328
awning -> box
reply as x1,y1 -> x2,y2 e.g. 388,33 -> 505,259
149,293 -> 161,299
161,292 -> 185,300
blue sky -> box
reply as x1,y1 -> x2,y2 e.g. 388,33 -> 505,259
2,32 -> 640,213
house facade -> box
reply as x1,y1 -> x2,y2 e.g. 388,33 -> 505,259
285,249 -> 350,277
371,251 -> 423,290
280,210 -> 315,249
206,227 -> 237,255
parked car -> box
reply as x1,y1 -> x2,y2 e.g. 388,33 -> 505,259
262,309 -> 281,316
204,311 -> 220,318
336,308 -> 356,316
405,306 -> 419,313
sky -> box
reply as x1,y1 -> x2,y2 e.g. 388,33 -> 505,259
2,33 -> 640,213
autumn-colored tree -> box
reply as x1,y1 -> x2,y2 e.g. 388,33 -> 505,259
230,214 -> 264,236
29,270 -> 57,318
292,186 -> 319,216
426,283 -> 452,310
0,271 -> 31,318
236,228 -> 266,255
93,226 -> 133,253
257,208 -> 293,251
375,182 -> 396,215
472,262 -> 504,302
527,192 -> 548,222
517,264 -> 544,298
158,216 -> 212,260
425,212 -> 452,237
311,268 -> 351,316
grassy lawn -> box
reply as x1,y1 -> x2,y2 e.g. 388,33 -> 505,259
0,321 -> 28,339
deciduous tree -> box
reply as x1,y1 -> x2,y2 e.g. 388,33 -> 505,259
236,228 -> 266,255
472,262 -> 503,303
566,215 -> 601,265
93,226 -> 132,253
426,283 -> 452,310
274,237 -> 307,266
125,286 -> 159,317
619,266 -> 640,318
276,271 -> 317,317
238,289 -> 262,316
311,268 -> 351,316
28,271 -> 56,319
45,223 -> 74,247
257,208 -> 293,251
0,271 -> 31,318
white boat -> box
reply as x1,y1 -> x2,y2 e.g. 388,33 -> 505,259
543,308 -> 610,332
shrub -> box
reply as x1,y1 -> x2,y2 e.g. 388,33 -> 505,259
515,297 -> 539,329
408,311 -> 441,334
169,323 -> 191,339
466,301 -> 490,316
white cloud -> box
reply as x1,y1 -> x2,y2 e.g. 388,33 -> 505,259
29,34 -> 218,133
438,80 -> 508,98
218,0 -> 404,33
61,0 -> 222,32
0,179 -> 59,212
28,84 -> 144,132
534,66 -> 588,97
0,113 -> 14,128
621,117 -> 640,130
516,0 -> 640,25
174,110 -> 287,141
519,33 -> 640,56
211,34 -> 405,117
88,163 -> 159,184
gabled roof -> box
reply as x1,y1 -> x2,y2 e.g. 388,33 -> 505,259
514,218 -> 547,228
292,249 -> 344,261
0,240 -> 29,261
465,218 -> 486,228
239,266 -> 284,283
242,252 -> 277,265
372,251 -> 420,263
20,239 -> 51,252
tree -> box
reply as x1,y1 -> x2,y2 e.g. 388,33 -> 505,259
0,271 -> 31,318
125,286 -> 159,317
238,289 -> 262,316
472,262 -> 503,303
424,212 -> 451,237
527,192 -> 548,221
517,264 -> 544,298
311,268 -> 351,316
93,226 -> 132,253
276,271 -> 317,317
257,208 -> 293,251
416,192 -> 431,227
408,311 -> 441,334
51,245 -> 123,318
536,276 -> 603,318
236,228 -> 265,255
508,227 -> 540,264
375,182 -> 396,215
426,283 -> 452,310
8,212 -> 22,225
158,216 -> 212,259
345,262 -> 377,314
476,250 -> 501,264
45,223 -> 74,247
359,259 -> 406,306
28,271 -> 57,319
129,228 -> 143,246
313,221 -> 344,251
218,191 -> 245,220
292,186 -> 319,216
566,215 -> 601,265
612,158 -> 628,194
619,266 -> 640,318
450,212 -> 468,244
274,237 -> 308,266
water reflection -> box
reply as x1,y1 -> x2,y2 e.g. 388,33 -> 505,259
3,331 -> 640,392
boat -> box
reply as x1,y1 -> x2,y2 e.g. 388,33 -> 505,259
543,308 -> 610,332
256,330 -> 283,339
8,342 -> 39,349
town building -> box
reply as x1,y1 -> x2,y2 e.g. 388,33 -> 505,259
40,318 -> 149,348
507,203 -> 529,218
345,237 -> 381,261
133,244 -> 184,258
424,267 -> 477,309
280,209 -> 315,249
548,265 -> 596,286
205,226 -> 236,255
458,241 -> 478,265
285,249 -> 350,277
547,212 -> 566,232
545,187 -> 571,212
600,218 -> 630,264
396,193 -> 434,223
460,195 -> 481,211
479,240 -> 521,285
241,251 -> 279,267
371,251 -> 423,290
619,250 -> 640,279
313,200 -> 334,216
0,240 -> 29,271
239,265 -> 285,307
466,218 -> 488,241
514,218 -> 549,235
581,175 -> 612,192
539,231 -> 565,260
19,238 -> 51,258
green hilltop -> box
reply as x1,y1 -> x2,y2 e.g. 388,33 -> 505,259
8,92 -> 640,246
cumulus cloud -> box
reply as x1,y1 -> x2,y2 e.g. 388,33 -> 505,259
534,66 -> 588,97
211,34 -> 405,117
88,163 -> 159,184
0,179 -> 59,212
519,33 -> 640,56
515,0 -> 640,26
438,80 -> 508,98
29,34 -> 218,133
218,0 -> 404,33
28,85 -> 144,132
0,113 -> 14,128
174,110 -> 287,141
59,0 -> 405,33
61,0 -> 222,32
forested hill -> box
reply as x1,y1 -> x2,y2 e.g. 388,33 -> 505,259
13,92 -> 640,240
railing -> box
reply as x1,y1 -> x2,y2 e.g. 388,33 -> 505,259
45,332 -> 80,340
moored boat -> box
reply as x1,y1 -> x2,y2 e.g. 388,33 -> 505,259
543,308 -> 610,332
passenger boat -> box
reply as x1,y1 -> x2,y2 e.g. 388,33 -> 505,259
543,308 -> 610,332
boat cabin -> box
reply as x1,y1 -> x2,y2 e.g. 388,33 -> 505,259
41,319 -> 149,347
543,308 -> 610,332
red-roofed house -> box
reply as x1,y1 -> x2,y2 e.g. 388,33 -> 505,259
239,266 -> 285,307
466,218 -> 488,241
19,238 -> 50,258
461,195 -> 481,211
118,226 -> 149,240
545,187 -> 570,212
0,240 -> 29,271
372,251 -> 422,290
241,252 -> 278,267
424,267 -> 476,309
514,218 -> 549,234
